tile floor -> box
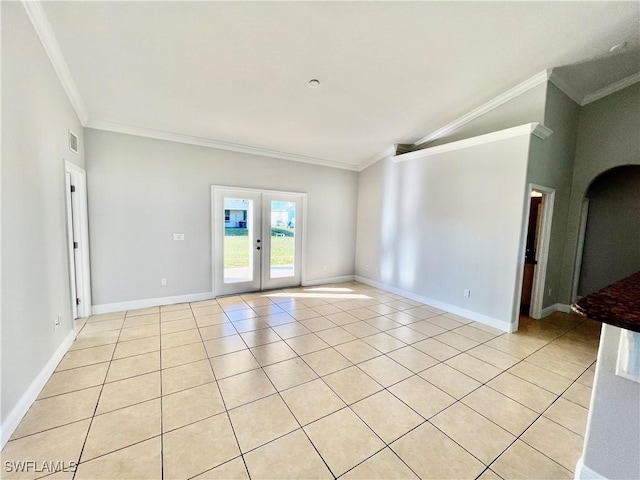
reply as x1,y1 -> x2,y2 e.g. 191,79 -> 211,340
1,282 -> 600,479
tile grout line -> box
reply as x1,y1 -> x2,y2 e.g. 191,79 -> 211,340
188,300 -> 254,480
6,284 -> 598,480
465,319 -> 595,477
159,308 -> 165,480
71,309 -> 128,478
226,309 -> 339,479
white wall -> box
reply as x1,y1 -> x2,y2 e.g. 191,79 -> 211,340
355,133 -> 532,331
84,129 -> 358,308
1,2 -> 84,436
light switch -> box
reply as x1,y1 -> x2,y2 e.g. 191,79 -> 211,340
173,233 -> 185,241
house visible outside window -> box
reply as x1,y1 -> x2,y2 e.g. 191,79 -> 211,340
225,209 -> 230,221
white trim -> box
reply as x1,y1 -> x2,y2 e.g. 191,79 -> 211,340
358,145 -> 396,172
540,303 -> 559,318
300,196 -> 309,286
64,162 -> 92,319
92,292 -> 215,315
354,276 -> 512,333
532,124 -> 554,140
528,184 -> 555,320
0,329 -> 75,448
582,72 -> 640,106
551,70 -> 640,107
412,70 -> 552,147
21,1 -> 89,124
392,123 -> 549,163
572,198 -> 590,303
302,275 -> 356,287
539,302 -> 572,318
86,120 -> 359,172
574,457 -> 607,480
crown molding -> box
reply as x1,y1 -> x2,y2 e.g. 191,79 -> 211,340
22,0 -> 89,124
392,122 -> 550,163
86,119 -> 360,171
358,145 -> 396,171
412,70 -> 552,148
359,70 -> 552,172
532,124 -> 554,140
582,72 -> 640,106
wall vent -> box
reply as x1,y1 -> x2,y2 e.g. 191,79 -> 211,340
68,130 -> 79,154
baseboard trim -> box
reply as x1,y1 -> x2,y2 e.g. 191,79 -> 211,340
92,292 -> 215,314
302,275 -> 356,287
540,303 -> 560,317
557,303 -> 572,313
574,456 -> 607,479
1,329 -> 75,449
354,276 -> 512,332
539,303 -> 573,318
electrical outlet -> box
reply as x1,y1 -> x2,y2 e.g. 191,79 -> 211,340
548,288 -> 552,296
173,233 -> 184,241
464,289 -> 471,298
323,265 -> 328,271
161,278 -> 167,286
54,314 -> 62,330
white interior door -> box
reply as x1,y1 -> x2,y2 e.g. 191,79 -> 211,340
212,187 -> 305,296
65,172 -> 79,319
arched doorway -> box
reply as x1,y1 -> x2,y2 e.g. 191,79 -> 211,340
576,165 -> 640,297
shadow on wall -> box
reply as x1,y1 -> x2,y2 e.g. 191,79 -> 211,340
578,165 -> 640,296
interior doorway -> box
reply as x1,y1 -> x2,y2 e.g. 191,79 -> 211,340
521,192 -> 542,314
519,184 -> 555,319
212,186 -> 306,296
64,161 -> 92,318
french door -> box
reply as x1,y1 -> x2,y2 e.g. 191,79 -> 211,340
212,186 -> 305,296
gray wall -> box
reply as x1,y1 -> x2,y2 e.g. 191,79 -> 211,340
1,3 -> 84,425
526,82 -> 580,309
85,129 -> 358,306
570,84 -> 640,480
578,166 -> 640,296
355,135 -> 531,330
560,82 -> 640,303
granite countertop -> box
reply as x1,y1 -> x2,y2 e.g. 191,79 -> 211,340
572,271 -> 640,333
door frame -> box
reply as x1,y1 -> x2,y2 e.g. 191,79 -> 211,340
522,183 -> 555,320
571,197 -> 590,303
64,161 -> 92,318
211,185 -> 307,297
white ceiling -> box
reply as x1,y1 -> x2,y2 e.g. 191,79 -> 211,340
38,1 -> 640,169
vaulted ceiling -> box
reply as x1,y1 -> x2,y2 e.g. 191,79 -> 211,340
35,1 -> 640,170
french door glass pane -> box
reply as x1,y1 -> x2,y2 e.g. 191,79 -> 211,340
270,200 -> 295,279
224,197 -> 253,283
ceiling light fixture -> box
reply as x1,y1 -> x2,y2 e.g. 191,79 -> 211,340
609,42 -> 627,53
308,79 -> 320,88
